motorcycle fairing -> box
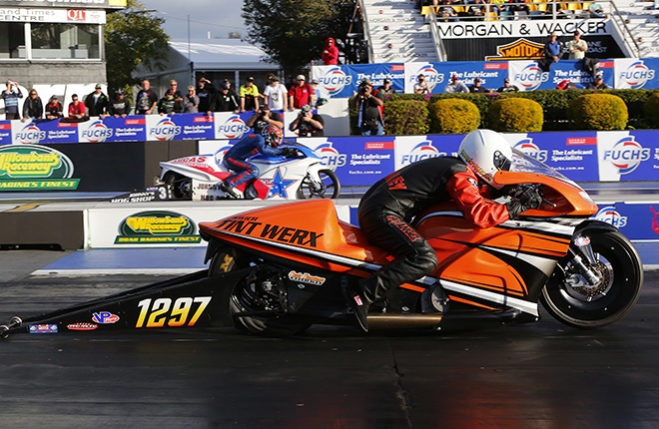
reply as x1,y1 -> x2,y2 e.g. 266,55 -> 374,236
199,200 -> 579,317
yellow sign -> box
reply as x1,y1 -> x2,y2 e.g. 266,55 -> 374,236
0,152 -> 61,177
486,38 -> 545,61
126,216 -> 190,235
109,0 -> 127,6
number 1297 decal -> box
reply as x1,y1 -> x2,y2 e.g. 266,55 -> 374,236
136,296 -> 212,328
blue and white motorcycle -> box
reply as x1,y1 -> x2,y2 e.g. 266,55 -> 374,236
159,143 -> 340,201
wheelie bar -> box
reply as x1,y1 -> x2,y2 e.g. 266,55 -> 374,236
0,269 -> 249,341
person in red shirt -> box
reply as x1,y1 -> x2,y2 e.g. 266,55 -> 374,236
68,94 -> 87,122
321,37 -> 339,65
288,75 -> 315,110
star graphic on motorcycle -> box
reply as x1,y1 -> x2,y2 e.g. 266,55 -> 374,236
264,168 -> 296,199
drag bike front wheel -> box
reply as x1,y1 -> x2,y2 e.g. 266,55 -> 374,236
298,169 -> 340,199
163,172 -> 192,200
541,230 -> 643,328
209,249 -> 309,336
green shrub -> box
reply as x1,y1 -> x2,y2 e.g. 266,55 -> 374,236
488,97 -> 543,132
429,98 -> 480,134
382,99 -> 430,135
644,92 -> 659,128
570,93 -> 628,130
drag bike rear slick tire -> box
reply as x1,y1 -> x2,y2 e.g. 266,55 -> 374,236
209,249 -> 309,336
164,172 -> 192,200
299,169 -> 340,199
540,231 -> 643,329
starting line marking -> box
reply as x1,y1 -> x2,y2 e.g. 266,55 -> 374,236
31,268 -> 203,277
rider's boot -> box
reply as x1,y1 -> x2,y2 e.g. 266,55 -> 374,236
219,181 -> 241,199
343,277 -> 376,333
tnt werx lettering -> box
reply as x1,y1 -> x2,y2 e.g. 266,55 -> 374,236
217,219 -> 324,247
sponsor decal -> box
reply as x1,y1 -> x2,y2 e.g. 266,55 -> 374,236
0,145 -> 80,190
136,296 -> 212,328
513,63 -> 549,91
486,38 -> 545,61
81,120 -> 113,142
149,118 -> 182,141
92,312 -> 120,324
29,324 -> 58,334
652,206 -> 659,235
216,115 -> 250,139
602,136 -> 650,175
314,142 -> 347,170
319,66 -> 353,96
67,322 -> 98,331
618,60 -> 655,89
595,206 -> 627,228
264,168 -> 296,199
401,141 -> 441,165
217,218 -> 324,247
14,123 -> 47,145
115,210 -> 201,244
411,64 -> 444,92
514,138 -> 548,163
288,271 -> 327,286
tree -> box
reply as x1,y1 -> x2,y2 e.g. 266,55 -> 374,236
242,0 -> 351,76
104,0 -> 170,94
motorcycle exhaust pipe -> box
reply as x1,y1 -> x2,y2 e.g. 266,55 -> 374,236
367,314 -> 444,330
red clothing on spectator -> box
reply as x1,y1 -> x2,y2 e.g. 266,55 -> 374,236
289,84 -> 315,109
322,37 -> 339,65
69,102 -> 86,117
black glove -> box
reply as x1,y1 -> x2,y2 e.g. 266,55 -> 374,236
506,187 -> 542,219
282,147 -> 297,157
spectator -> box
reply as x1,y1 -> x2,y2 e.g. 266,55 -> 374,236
158,90 -> 183,115
539,32 -> 561,72
216,83 -> 240,113
568,31 -> 588,60
438,1 -> 458,22
183,86 -> 200,113
289,75 -> 315,110
376,78 -> 396,101
289,104 -> 324,137
414,74 -> 430,94
497,77 -> 519,92
445,75 -> 469,93
135,79 -> 158,115
263,76 -> 288,111
469,77 -> 489,93
356,81 -> 384,136
322,37 -> 340,65
84,83 -> 109,118
68,94 -> 87,122
168,80 -> 183,100
245,105 -> 284,135
22,89 -> 43,122
110,89 -> 131,117
2,80 -> 22,120
197,77 -> 218,115
223,78 -> 238,99
587,74 -> 609,90
512,0 -> 529,15
310,78 -> 329,107
45,95 -> 63,120
240,76 -> 260,112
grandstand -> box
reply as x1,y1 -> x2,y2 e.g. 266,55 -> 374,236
358,0 -> 658,63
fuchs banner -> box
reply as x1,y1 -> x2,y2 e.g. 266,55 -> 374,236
0,110 -> 313,145
311,58 -> 659,97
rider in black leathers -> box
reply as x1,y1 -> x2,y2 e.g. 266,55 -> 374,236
349,129 -> 542,332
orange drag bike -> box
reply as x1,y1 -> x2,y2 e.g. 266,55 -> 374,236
200,150 -> 643,335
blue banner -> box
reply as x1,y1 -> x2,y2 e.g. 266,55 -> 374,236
593,203 -> 659,241
312,63 -> 406,98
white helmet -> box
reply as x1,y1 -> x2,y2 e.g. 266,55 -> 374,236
458,129 -> 513,189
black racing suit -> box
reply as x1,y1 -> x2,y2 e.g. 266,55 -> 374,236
357,156 -> 510,301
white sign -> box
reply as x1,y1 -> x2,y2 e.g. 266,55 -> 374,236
435,19 -> 610,39
614,58 -> 657,89
0,7 -> 105,23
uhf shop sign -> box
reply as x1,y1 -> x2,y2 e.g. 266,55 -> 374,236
115,211 -> 201,244
0,145 -> 79,191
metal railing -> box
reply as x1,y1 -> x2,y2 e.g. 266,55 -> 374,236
426,7 -> 448,61
357,0 -> 376,63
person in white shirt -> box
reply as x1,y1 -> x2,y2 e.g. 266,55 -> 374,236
414,74 -> 430,94
568,31 -> 588,60
263,76 -> 288,111
445,75 -> 469,93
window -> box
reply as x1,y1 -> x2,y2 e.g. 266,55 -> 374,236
31,23 -> 100,59
0,23 -> 26,59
